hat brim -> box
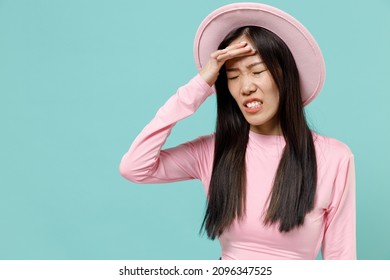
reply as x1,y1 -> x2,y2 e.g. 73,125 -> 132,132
193,2 -> 325,105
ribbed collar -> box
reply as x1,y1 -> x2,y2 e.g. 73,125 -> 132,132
248,130 -> 286,156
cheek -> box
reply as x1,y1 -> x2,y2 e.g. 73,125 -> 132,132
264,76 -> 280,106
227,81 -> 234,93
227,83 -> 239,100
270,93 -> 280,110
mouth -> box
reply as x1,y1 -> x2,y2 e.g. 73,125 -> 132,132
244,101 -> 261,109
242,98 -> 263,113
243,99 -> 262,109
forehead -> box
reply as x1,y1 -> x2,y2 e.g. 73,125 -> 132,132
225,52 -> 263,69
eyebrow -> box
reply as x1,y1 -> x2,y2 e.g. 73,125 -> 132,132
226,61 -> 265,72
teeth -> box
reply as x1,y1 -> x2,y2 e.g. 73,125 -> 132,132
246,101 -> 261,108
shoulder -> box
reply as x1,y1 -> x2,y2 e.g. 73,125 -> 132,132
312,132 -> 353,165
185,133 -> 215,147
196,133 -> 215,143
182,133 -> 215,185
178,133 -> 215,156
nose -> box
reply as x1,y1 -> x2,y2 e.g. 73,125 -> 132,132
241,76 -> 256,95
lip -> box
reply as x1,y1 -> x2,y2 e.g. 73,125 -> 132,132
243,98 -> 262,113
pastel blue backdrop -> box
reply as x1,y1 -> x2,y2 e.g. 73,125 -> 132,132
1,0 -> 389,259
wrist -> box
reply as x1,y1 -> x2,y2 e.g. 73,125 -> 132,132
199,69 -> 218,87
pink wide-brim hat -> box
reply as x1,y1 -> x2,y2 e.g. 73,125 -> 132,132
193,2 -> 326,105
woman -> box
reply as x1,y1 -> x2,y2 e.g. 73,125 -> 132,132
119,3 -> 356,259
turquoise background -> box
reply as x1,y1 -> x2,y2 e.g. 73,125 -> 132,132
1,0 -> 389,259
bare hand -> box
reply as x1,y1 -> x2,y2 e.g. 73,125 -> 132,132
199,41 -> 256,86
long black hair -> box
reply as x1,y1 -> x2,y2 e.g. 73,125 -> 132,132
202,26 -> 317,239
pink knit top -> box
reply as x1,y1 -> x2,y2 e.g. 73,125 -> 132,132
119,74 -> 356,260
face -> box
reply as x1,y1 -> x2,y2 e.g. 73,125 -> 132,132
225,37 -> 281,135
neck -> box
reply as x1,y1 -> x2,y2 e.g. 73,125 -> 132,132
250,124 -> 282,136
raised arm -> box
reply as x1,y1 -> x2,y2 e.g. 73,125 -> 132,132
119,42 -> 255,184
119,74 -> 214,183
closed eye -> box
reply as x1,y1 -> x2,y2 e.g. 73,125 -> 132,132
253,70 -> 266,75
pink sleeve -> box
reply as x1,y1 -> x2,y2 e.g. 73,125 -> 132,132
322,153 -> 356,259
119,74 -> 214,184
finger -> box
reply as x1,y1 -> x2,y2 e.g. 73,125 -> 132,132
216,45 -> 256,62
224,41 -> 248,51
210,48 -> 228,59
210,41 -> 248,59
